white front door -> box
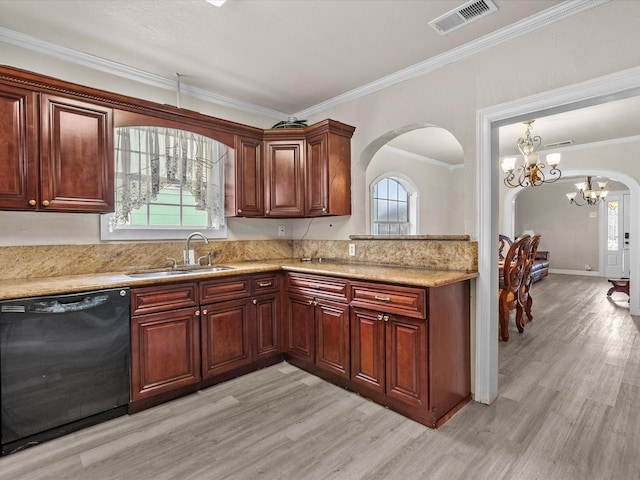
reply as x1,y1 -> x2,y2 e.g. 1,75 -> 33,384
602,192 -> 630,278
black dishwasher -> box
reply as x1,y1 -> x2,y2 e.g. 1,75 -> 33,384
0,288 -> 130,455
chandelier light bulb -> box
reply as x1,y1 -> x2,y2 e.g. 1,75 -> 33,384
503,120 -> 561,188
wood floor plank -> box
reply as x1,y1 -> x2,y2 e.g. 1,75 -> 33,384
1,274 -> 639,479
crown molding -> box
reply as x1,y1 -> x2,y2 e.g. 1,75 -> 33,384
0,26 -> 287,120
0,0 -> 608,120
293,0 -> 609,119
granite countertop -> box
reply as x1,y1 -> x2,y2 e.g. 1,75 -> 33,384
0,259 -> 477,300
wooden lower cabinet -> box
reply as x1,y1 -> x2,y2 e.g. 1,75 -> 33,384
130,306 -> 201,402
285,273 -> 350,379
285,291 -> 316,363
315,298 -> 350,379
130,274 -> 283,412
351,307 -> 426,408
201,298 -> 253,378
128,273 -> 469,428
254,292 -> 280,360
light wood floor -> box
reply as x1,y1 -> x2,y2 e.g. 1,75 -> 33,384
1,275 -> 639,480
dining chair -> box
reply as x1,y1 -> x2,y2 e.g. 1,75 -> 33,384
516,233 -> 541,332
498,234 -> 531,341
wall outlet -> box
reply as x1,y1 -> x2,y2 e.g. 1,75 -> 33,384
278,225 -> 285,237
348,243 -> 356,256
589,211 -> 597,218
585,264 -> 592,271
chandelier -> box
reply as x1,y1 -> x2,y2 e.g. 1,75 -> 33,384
501,120 -> 562,188
566,176 -> 609,206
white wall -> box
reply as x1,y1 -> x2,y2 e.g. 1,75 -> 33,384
514,181 -> 601,272
507,137 -> 640,271
365,147 -> 460,234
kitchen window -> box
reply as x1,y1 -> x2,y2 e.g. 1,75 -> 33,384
371,175 -> 417,235
101,126 -> 227,240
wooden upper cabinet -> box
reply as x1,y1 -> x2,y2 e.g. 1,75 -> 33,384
243,119 -> 355,218
40,94 -> 113,212
0,84 -> 38,210
0,68 -> 114,213
228,135 -> 264,217
306,122 -> 354,217
264,139 -> 305,217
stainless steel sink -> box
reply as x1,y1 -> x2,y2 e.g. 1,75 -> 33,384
126,270 -> 194,278
188,266 -> 234,273
125,266 -> 234,278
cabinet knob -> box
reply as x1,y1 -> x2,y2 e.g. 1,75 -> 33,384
377,314 -> 383,321
383,315 -> 390,322
42,200 -> 50,207
202,309 -> 208,315
28,199 -> 36,206
265,209 -> 270,215
307,299 -> 314,305
321,207 -> 327,213
195,310 -> 200,316
238,209 -> 242,214
252,299 -> 257,305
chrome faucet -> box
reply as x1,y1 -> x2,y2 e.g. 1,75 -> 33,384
184,232 -> 209,266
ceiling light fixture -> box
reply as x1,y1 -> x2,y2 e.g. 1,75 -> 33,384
501,120 -> 561,188
206,0 -> 227,6
566,176 -> 609,206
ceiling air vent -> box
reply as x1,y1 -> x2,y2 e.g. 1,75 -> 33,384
544,140 -> 574,148
428,0 -> 498,35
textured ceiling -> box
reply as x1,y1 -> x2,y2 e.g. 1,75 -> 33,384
1,0 -> 636,167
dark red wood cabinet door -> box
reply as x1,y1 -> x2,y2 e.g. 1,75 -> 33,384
40,93 -> 114,212
285,291 -> 315,363
385,315 -> 427,408
0,84 -> 37,210
254,294 -> 280,360
264,139 -> 304,216
234,135 -> 263,216
201,298 -> 253,378
130,307 -> 201,401
315,299 -> 350,378
350,307 -> 385,393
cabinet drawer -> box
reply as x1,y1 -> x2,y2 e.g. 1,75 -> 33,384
251,274 -> 281,295
286,273 -> 349,301
350,281 -> 426,320
131,282 -> 198,316
200,276 -> 251,304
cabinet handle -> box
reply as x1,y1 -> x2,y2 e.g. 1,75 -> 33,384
252,299 -> 257,305
374,295 -> 391,302
383,315 -> 390,322
307,299 -> 314,305
28,199 -> 36,206
313,300 -> 319,306
42,200 -> 50,207
195,310 -> 200,316
258,281 -> 273,287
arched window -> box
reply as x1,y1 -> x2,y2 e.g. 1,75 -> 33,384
371,176 -> 417,235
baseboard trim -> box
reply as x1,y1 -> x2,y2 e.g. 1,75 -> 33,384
549,268 -> 601,277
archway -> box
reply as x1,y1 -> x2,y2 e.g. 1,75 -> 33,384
361,124 -> 464,235
476,67 -> 640,405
